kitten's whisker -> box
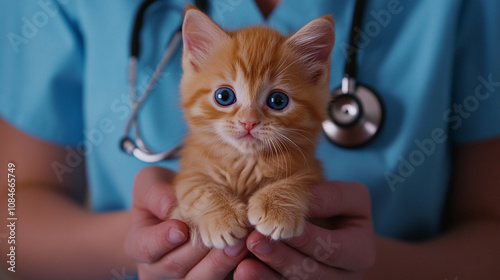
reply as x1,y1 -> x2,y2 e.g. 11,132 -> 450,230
276,132 -> 309,173
274,54 -> 289,78
275,59 -> 300,80
199,138 -> 229,165
267,137 -> 285,178
265,135 -> 282,177
275,53 -> 297,76
283,128 -> 316,145
273,136 -> 292,178
281,139 -> 293,178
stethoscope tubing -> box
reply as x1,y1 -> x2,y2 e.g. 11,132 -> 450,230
121,32 -> 183,162
121,0 -> 385,162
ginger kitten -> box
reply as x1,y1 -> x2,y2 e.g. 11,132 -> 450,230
172,7 -> 335,248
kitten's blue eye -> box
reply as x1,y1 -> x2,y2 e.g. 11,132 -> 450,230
215,87 -> 236,106
267,91 -> 289,111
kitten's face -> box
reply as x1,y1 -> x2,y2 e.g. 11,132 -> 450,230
180,9 -> 335,155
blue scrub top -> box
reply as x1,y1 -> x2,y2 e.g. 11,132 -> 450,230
1,0 -> 500,243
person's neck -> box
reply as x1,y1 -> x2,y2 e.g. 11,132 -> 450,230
254,0 -> 281,19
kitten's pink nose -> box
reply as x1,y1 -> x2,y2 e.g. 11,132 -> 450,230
239,119 -> 260,131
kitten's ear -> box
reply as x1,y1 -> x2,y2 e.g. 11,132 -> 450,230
182,6 -> 230,71
285,16 -> 335,82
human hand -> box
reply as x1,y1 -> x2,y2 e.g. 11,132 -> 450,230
234,181 -> 375,280
124,166 -> 248,280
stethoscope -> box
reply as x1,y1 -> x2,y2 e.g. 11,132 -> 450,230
120,0 -> 384,163
322,0 -> 384,148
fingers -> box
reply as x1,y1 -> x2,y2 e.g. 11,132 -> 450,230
286,182 -> 375,272
246,231 -> 349,280
284,222 -> 375,272
234,259 -> 281,280
130,166 -> 245,279
246,231 -> 363,279
139,238 -> 210,279
132,166 -> 176,219
185,240 -> 248,279
126,166 -> 189,271
125,219 -> 189,263
141,237 -> 247,279
309,181 -> 372,219
132,166 -> 177,221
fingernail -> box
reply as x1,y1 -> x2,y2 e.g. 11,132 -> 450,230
250,238 -> 271,255
168,228 -> 187,244
224,240 -> 246,257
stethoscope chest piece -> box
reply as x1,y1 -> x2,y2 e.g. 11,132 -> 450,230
122,0 -> 386,162
323,80 -> 384,148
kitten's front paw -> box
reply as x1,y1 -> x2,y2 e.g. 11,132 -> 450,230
198,202 -> 249,249
248,191 -> 307,240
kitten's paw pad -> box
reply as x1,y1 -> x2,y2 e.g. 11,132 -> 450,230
248,195 -> 306,240
198,204 -> 249,248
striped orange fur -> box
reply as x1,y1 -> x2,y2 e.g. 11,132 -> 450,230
172,6 -> 335,248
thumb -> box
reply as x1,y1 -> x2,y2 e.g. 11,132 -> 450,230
132,166 -> 177,220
